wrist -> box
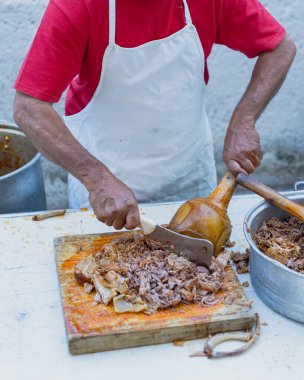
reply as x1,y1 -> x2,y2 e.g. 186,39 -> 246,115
81,161 -> 111,192
229,105 -> 257,131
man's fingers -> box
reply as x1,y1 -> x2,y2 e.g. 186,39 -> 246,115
103,211 -> 128,229
104,216 -> 115,227
113,212 -> 128,230
107,207 -> 128,230
239,157 -> 255,174
103,203 -> 139,230
96,205 -> 127,229
125,207 -> 140,230
248,152 -> 261,168
226,160 -> 247,176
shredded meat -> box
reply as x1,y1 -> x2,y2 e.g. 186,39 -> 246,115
75,234 -> 228,314
254,216 -> 304,274
225,240 -> 236,248
230,249 -> 250,274
74,255 -> 97,285
285,258 -> 304,274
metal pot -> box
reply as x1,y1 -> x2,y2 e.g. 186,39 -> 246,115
0,123 -> 47,214
244,192 -> 304,323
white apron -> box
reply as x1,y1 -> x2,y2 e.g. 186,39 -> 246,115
64,0 -> 217,209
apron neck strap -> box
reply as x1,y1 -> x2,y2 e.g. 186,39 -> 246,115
108,0 -> 193,45
182,0 -> 193,25
109,0 -> 116,44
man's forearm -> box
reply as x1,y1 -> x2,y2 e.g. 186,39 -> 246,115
14,91 -> 140,229
231,34 -> 296,126
13,92 -> 109,191
223,34 -> 296,175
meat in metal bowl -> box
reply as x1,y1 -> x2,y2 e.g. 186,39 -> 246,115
244,192 -> 304,323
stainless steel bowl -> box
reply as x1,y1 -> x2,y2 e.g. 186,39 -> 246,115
0,123 -> 47,214
244,192 -> 304,323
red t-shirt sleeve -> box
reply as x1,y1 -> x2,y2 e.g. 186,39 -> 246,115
14,0 -> 89,103
215,0 -> 286,58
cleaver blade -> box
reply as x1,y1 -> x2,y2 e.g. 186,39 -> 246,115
140,215 -> 214,267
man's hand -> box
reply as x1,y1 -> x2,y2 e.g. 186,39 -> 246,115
223,122 -> 262,176
88,171 -> 140,230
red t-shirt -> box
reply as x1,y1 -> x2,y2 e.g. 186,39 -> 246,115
15,0 -> 285,116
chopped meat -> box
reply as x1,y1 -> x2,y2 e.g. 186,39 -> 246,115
231,250 -> 250,274
254,216 -> 304,274
216,251 -> 232,268
113,295 -> 148,313
75,234 -> 228,314
92,274 -> 117,305
103,271 -> 128,294
83,282 -> 95,293
234,300 -> 253,308
74,255 -> 97,285
225,240 -> 236,248
285,258 -> 304,274
200,293 -> 217,307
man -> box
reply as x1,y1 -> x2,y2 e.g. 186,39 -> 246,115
14,0 -> 296,231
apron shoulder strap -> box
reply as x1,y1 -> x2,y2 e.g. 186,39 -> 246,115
182,0 -> 193,25
109,0 -> 116,44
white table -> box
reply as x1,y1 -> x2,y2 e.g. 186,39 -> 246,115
0,194 -> 303,380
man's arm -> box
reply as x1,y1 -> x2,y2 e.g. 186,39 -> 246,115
13,92 -> 140,230
223,34 -> 297,175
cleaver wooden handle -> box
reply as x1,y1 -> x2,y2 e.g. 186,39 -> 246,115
140,215 -> 157,235
236,173 -> 304,223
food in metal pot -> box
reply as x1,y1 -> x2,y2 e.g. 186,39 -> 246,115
0,152 -> 23,176
0,124 -> 47,213
75,234 -> 230,314
0,134 -> 24,176
254,216 -> 304,274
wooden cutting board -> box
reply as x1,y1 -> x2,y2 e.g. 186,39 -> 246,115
54,231 -> 255,355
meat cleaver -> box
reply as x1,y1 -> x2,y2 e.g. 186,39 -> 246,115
140,215 -> 214,267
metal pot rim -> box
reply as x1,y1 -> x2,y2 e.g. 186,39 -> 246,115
0,122 -> 41,180
243,196 -> 304,279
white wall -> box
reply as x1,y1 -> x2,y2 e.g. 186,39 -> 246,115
0,0 -> 303,209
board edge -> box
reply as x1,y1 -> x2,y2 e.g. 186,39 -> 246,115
68,311 -> 255,355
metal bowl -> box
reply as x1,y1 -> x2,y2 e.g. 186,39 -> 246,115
244,192 -> 304,323
0,123 -> 47,214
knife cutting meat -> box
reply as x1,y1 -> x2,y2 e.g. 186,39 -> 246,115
140,172 -> 237,267
140,215 -> 214,267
